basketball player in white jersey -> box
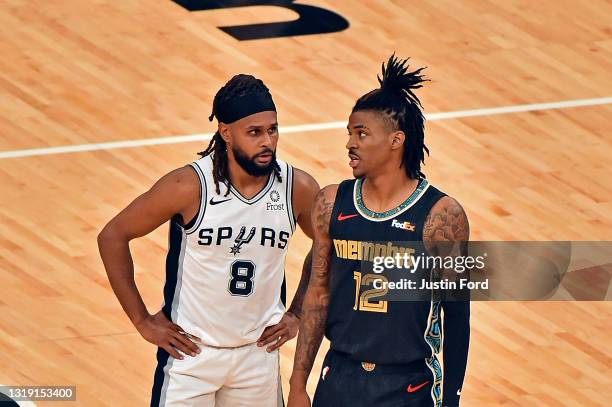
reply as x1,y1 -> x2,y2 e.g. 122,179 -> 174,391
98,74 -> 320,406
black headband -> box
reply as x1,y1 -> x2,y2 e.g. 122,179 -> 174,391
214,91 -> 276,124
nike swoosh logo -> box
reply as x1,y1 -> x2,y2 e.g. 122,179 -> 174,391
407,380 -> 429,393
209,197 -> 232,205
457,389 -> 462,396
337,213 -> 359,221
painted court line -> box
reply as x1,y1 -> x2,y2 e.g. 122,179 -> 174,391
0,97 -> 610,159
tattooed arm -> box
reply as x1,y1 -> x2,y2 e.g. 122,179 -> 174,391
257,168 -> 319,351
287,168 -> 320,319
287,249 -> 313,319
423,196 -> 470,407
288,184 -> 338,407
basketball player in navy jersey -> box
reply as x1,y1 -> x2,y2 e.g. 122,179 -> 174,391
288,55 -> 470,407
98,74 -> 320,406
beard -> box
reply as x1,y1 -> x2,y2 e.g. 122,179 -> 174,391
232,145 -> 276,177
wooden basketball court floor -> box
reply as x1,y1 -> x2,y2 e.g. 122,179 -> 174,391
1,1 -> 611,405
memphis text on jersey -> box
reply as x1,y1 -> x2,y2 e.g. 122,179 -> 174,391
333,239 -> 416,262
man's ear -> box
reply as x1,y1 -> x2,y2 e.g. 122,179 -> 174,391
390,130 -> 406,150
219,123 -> 231,144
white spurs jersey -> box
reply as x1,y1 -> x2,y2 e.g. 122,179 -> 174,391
161,154 -> 296,348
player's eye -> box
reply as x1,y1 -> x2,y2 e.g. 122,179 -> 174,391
268,126 -> 278,135
359,131 -> 367,138
249,129 -> 259,135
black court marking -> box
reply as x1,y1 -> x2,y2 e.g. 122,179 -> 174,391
171,0 -> 349,41
0,391 -> 19,406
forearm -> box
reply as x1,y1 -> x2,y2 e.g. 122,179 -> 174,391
287,248 -> 313,318
290,184 -> 336,390
289,285 -> 329,389
98,232 -> 149,327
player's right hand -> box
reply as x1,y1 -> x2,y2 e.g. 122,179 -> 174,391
287,389 -> 311,407
135,310 -> 201,360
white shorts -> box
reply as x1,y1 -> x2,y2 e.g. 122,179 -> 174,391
151,342 -> 283,407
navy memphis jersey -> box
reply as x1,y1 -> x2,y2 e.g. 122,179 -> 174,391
326,177 -> 446,365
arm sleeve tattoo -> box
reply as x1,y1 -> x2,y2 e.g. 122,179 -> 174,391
288,248 -> 313,319
290,185 -> 336,387
423,196 -> 470,407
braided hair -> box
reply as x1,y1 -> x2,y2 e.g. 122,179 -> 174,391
352,54 -> 430,179
199,74 -> 282,196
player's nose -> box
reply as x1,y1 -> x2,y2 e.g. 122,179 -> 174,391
346,133 -> 358,150
261,132 -> 273,147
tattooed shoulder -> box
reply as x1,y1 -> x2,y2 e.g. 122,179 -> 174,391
423,196 -> 469,246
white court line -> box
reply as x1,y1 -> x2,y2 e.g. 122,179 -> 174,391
0,96 -> 610,159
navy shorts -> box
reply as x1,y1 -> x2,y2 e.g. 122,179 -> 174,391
312,350 -> 440,407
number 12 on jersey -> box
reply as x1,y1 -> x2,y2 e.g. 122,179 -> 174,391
353,271 -> 389,313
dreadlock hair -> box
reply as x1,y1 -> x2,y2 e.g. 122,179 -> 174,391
352,54 -> 430,179
198,74 -> 282,196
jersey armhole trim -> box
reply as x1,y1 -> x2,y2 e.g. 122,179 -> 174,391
185,162 -> 207,235
286,163 -> 296,233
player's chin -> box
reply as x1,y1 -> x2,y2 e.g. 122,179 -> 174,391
352,166 -> 366,179
350,156 -> 368,177
244,160 -> 275,177
256,162 -> 275,174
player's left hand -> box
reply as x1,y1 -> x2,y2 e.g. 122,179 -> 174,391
257,311 -> 300,352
